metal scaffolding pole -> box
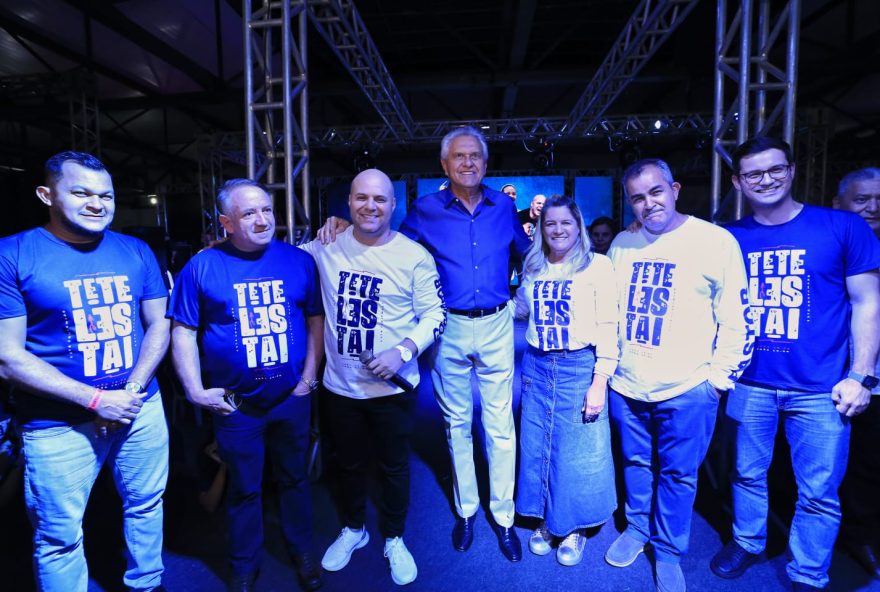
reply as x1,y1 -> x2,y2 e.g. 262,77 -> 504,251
243,0 -> 310,244
711,0 -> 801,222
66,70 -> 101,156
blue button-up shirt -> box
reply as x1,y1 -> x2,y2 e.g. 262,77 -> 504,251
399,186 -> 531,310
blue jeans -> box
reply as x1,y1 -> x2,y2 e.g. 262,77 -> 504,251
727,383 -> 849,588
610,382 -> 719,563
21,396 -> 168,592
517,346 -> 615,536
214,392 -> 313,577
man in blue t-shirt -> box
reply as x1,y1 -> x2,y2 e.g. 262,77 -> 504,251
0,151 -> 170,592
834,167 -> 880,580
169,178 -> 324,592
710,138 -> 880,592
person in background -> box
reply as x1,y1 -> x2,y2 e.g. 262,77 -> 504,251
833,167 -> 880,580
514,195 -> 619,568
589,216 -> 617,255
501,184 -> 518,201
519,194 -> 547,239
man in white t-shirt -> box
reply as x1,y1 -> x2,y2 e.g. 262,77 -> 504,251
301,169 -> 446,587
604,158 -> 753,592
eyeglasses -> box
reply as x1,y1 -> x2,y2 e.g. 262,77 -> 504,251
738,164 -> 791,184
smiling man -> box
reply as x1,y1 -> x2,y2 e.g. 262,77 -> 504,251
317,127 -> 531,561
712,139 -> 880,592
301,169 -> 445,586
169,178 -> 325,592
605,158 -> 753,592
0,151 -> 170,592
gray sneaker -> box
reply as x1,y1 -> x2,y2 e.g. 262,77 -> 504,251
655,561 -> 686,592
528,523 -> 553,556
605,531 -> 645,567
556,530 -> 586,567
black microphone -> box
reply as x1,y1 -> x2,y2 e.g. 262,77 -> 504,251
358,349 -> 415,392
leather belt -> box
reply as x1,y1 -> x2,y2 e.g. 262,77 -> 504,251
448,302 -> 507,319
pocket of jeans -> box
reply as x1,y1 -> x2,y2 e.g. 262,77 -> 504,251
20,425 -> 75,440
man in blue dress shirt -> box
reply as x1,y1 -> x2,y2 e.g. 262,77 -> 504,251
320,127 -> 531,561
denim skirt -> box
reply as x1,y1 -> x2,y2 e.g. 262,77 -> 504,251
516,345 -> 616,536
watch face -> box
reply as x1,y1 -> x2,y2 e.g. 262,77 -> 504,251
864,375 -> 880,389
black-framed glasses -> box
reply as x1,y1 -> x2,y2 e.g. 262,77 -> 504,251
738,164 -> 791,184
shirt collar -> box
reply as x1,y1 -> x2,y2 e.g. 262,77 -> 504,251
442,185 -> 495,208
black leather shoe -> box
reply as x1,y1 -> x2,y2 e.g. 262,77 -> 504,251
845,542 -> 880,580
452,514 -> 476,551
791,582 -> 823,591
710,540 -> 760,579
293,552 -> 323,591
493,524 -> 522,562
228,571 -> 257,592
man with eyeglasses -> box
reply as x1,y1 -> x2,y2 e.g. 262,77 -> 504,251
710,137 -> 880,591
834,168 -> 880,580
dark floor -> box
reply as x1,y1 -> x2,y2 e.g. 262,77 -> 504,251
1,322 -> 878,592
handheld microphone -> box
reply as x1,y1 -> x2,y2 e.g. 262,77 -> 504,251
358,349 -> 415,392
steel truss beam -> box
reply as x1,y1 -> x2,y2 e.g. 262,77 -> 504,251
710,0 -> 801,221
244,0 -> 311,244
563,0 -> 701,138
313,113 -> 714,147
307,0 -> 414,140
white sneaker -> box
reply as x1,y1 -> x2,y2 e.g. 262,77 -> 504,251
384,537 -> 417,585
529,522 -> 553,556
557,530 -> 586,566
321,527 -> 369,571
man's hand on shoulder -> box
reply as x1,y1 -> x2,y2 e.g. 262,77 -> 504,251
317,216 -> 351,245
831,377 -> 870,417
187,386 -> 237,415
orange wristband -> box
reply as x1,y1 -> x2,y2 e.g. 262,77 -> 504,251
87,388 -> 103,411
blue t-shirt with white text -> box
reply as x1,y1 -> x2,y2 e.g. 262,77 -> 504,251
0,228 -> 168,428
168,240 -> 322,406
726,205 -> 880,392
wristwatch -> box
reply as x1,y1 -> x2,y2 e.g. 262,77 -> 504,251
847,370 -> 880,390
124,381 -> 144,395
395,345 -> 413,363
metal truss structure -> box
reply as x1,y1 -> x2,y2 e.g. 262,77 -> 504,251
243,0 -> 311,244
0,69 -> 101,155
312,113 -> 714,147
307,0 -> 414,141
563,0 -> 701,138
794,120 -> 829,204
711,0 -> 801,221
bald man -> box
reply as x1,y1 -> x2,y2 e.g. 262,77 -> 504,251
301,169 -> 446,586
